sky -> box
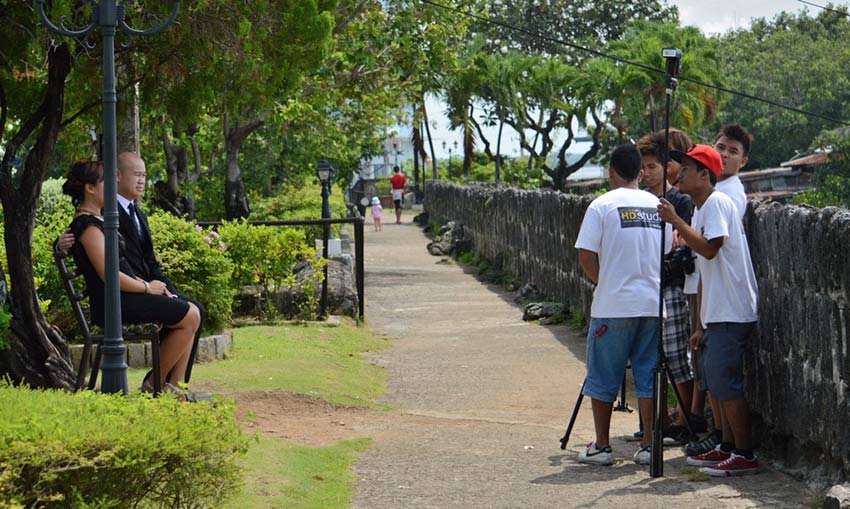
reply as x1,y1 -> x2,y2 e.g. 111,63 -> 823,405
673,0 -> 811,34
421,0 -> 819,161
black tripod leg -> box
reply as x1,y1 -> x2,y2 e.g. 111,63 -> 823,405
559,379 -> 586,450
650,365 -> 665,476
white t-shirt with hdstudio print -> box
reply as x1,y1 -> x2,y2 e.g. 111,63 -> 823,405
691,191 -> 758,325
575,187 -> 672,318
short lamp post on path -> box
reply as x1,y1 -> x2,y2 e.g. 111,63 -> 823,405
37,0 -> 180,394
316,160 -> 336,317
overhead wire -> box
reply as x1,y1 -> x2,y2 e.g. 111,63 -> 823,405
419,0 -> 850,127
797,0 -> 850,18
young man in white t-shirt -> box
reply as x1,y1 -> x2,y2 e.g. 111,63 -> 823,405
658,144 -> 760,476
714,124 -> 753,220
684,124 -> 755,459
574,143 -> 671,466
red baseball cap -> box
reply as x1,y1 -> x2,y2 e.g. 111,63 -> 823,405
670,144 -> 723,177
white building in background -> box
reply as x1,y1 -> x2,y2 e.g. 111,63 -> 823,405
363,126 -> 416,179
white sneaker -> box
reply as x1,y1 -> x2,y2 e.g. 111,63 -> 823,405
577,442 -> 614,466
633,445 -> 651,465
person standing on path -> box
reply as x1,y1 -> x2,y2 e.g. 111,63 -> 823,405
389,166 -> 406,224
371,196 -> 383,232
658,144 -> 760,476
574,143 -> 671,466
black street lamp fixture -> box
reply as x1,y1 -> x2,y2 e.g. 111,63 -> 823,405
316,160 -> 335,317
37,0 -> 180,394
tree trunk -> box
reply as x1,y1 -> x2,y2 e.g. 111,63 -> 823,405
0,43 -> 75,389
422,102 -> 437,179
183,125 -> 203,220
414,105 -> 431,179
495,119 -> 504,186
223,113 -> 263,220
470,116 -> 494,161
116,59 -> 140,155
162,128 -> 184,203
412,104 -> 420,193
462,104 -> 472,179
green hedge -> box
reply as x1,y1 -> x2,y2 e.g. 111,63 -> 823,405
217,221 -> 325,318
0,383 -> 249,508
148,212 -> 236,334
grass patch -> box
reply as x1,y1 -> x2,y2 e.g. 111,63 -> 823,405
567,306 -> 586,329
678,467 -> 710,482
808,495 -> 825,508
120,321 -> 388,508
130,321 -> 389,407
224,435 -> 370,509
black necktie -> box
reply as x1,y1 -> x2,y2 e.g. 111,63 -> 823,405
128,202 -> 143,237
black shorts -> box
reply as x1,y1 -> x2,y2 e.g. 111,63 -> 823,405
393,199 -> 402,210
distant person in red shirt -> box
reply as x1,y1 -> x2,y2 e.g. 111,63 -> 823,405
389,166 -> 407,224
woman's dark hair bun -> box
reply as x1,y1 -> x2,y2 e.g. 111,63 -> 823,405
63,160 -> 103,206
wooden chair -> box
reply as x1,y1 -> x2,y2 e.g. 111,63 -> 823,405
53,240 -> 163,394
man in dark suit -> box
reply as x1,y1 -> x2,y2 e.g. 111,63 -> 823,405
115,152 -> 204,383
59,152 -> 204,384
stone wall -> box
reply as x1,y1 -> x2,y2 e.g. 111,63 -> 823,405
426,181 -> 850,481
425,182 -> 597,319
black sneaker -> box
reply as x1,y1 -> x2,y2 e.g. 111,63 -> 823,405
622,430 -> 644,442
686,430 -> 722,457
663,425 -> 694,446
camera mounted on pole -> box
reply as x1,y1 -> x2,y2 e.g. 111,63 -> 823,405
650,46 -> 686,479
662,47 -> 682,93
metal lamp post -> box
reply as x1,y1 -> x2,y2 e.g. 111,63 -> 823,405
441,140 -> 447,175
316,160 -> 336,317
37,0 -> 179,394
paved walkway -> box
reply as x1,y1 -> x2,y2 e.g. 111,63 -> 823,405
353,213 -> 812,508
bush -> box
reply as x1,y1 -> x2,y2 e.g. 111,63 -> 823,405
37,178 -> 71,220
217,221 -> 325,318
148,212 -> 236,333
0,383 -> 249,508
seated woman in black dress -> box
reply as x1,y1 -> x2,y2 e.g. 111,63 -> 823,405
62,160 -> 201,396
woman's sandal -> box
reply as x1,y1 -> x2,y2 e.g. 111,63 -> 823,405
164,382 -> 198,402
140,370 -> 155,394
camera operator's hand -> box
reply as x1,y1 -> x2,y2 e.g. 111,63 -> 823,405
690,328 -> 704,352
672,229 -> 681,249
657,198 -> 681,226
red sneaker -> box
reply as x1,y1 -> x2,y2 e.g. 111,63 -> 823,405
686,445 -> 731,467
702,453 -> 760,477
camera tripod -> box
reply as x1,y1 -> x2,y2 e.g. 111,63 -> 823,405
557,362 -> 695,450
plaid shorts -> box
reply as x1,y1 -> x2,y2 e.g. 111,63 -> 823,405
663,285 -> 693,384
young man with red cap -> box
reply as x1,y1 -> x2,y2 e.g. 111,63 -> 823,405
657,144 -> 760,476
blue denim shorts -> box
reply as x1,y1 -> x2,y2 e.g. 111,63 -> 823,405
582,316 -> 660,402
700,322 -> 756,401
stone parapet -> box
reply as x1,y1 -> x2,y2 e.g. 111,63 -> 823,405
426,181 -> 850,482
